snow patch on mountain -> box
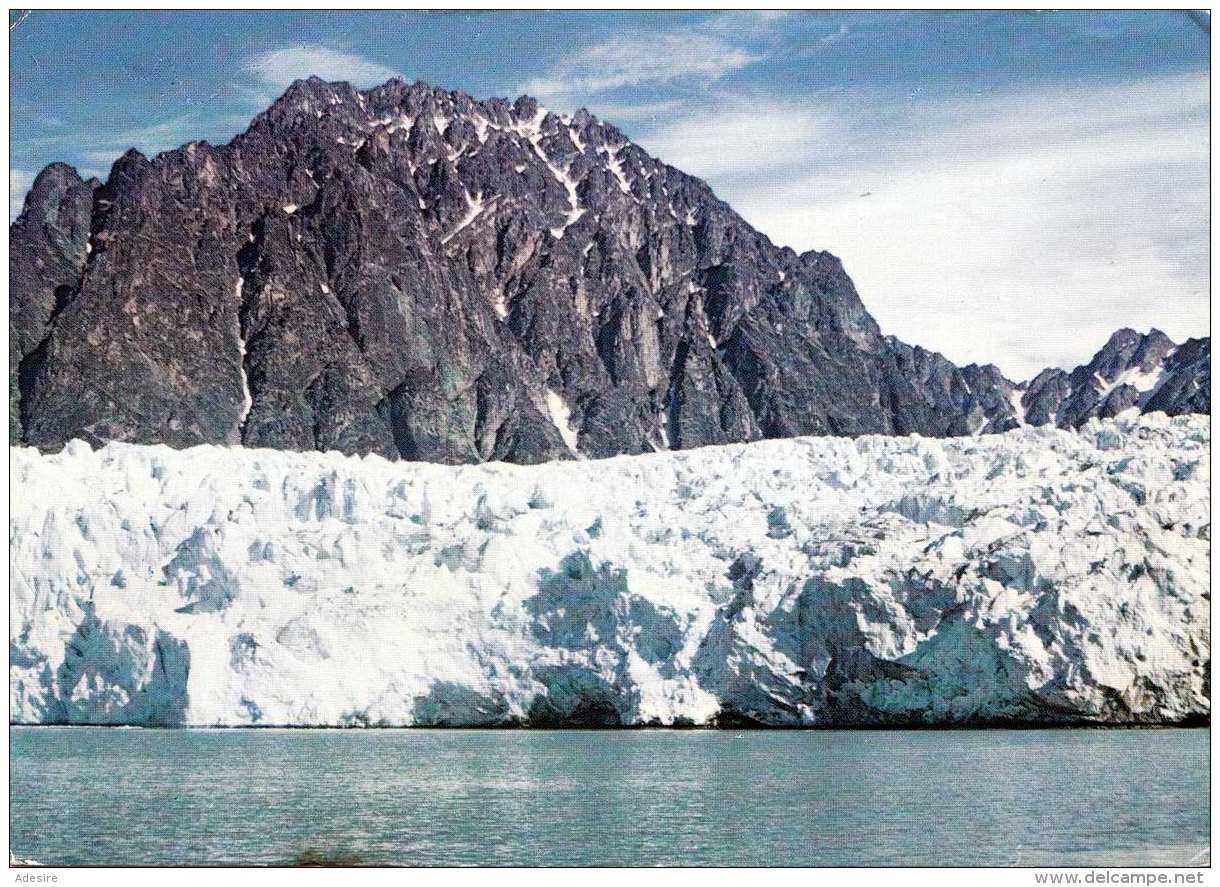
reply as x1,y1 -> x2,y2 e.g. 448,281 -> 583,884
441,189 -> 487,245
9,412 -> 1209,727
233,277 -> 252,439
1008,386 -> 1027,426
600,144 -> 632,195
544,388 -> 580,454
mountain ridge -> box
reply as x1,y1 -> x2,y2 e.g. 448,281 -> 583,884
9,76 -> 1209,462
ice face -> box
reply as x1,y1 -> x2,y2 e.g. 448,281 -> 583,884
9,412 -> 1210,727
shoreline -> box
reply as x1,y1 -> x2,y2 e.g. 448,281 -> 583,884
9,719 -> 1211,731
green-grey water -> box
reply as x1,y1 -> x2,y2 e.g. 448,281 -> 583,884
9,727 -> 1209,867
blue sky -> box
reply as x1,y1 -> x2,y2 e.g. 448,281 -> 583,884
9,10 -> 1209,378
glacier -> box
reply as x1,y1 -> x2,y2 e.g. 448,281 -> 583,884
9,411 -> 1209,727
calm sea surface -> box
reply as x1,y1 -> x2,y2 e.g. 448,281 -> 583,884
9,726 -> 1209,867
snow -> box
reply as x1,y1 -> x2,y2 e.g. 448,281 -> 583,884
568,123 -> 585,153
545,388 -> 580,453
1096,356 -> 1176,406
9,413 -> 1209,727
1008,386 -> 1028,426
440,190 -> 487,245
544,159 -> 584,238
282,204 -> 298,214
471,114 -> 493,144
510,105 -> 548,145
510,107 -> 585,237
657,414 -> 671,450
235,335 -> 252,433
234,278 -> 251,436
384,114 -> 413,134
600,144 -> 632,195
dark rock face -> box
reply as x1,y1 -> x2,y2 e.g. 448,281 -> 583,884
10,163 -> 96,441
1021,328 -> 1210,429
10,78 -> 1211,461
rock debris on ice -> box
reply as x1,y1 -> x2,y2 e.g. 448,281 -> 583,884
9,411 -> 1209,727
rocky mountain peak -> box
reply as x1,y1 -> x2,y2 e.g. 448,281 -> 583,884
1022,327 -> 1206,428
9,77 -> 1210,461
1091,327 -> 1174,371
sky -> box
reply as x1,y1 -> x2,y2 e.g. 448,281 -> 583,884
9,10 -> 1210,379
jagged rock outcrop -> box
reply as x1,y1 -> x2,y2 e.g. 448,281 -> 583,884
10,78 -> 1210,461
9,412 -> 1209,726
10,163 -> 96,441
1021,328 -> 1210,428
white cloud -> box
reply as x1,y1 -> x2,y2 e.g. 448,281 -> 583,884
636,73 -> 1210,379
682,10 -> 793,38
523,32 -> 760,103
11,111 -> 241,213
521,12 -> 838,120
818,24 -> 850,46
580,100 -> 685,126
638,101 -> 830,177
245,45 -> 399,89
10,168 -> 35,221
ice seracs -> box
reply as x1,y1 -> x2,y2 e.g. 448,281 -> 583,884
9,412 -> 1209,728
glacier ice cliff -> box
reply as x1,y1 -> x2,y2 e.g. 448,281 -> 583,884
9,411 -> 1209,727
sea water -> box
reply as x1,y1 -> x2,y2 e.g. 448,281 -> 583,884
9,727 -> 1208,866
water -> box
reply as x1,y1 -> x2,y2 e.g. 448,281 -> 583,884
10,727 -> 1208,867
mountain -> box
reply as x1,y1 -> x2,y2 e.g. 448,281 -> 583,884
1021,328 -> 1209,428
10,412 -> 1209,726
9,77 -> 1209,462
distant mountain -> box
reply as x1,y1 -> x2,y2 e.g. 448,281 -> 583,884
9,77 -> 1210,461
1021,328 -> 1209,429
